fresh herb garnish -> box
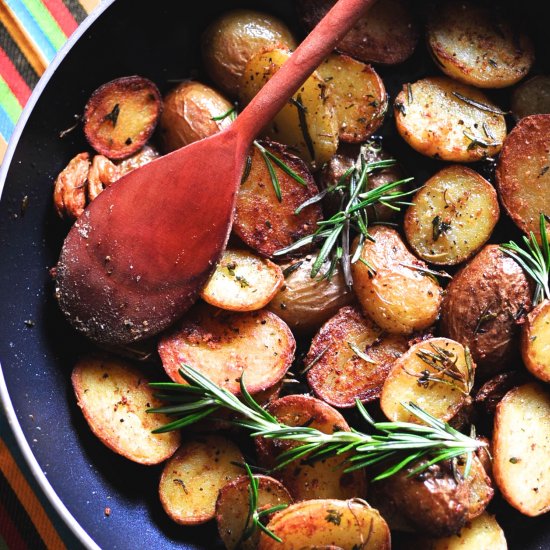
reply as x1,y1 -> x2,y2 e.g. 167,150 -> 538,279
432,215 -> 452,242
463,130 -> 499,151
211,107 -> 237,121
290,94 -> 315,161
452,92 -> 508,115
104,103 -> 120,126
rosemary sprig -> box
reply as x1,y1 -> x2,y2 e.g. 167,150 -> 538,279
148,366 -> 485,480
452,92 -> 508,115
500,214 -> 550,305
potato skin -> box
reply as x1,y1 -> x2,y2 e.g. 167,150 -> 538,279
440,245 -> 532,378
511,75 -> 550,120
202,9 -> 296,96
521,299 -> 550,382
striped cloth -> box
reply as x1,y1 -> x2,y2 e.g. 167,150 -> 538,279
0,1 -> 99,547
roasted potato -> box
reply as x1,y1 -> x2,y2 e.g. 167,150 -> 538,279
351,226 -> 442,334
158,303 -> 294,396
202,9 -> 296,96
239,48 -> 338,168
159,435 -> 243,525
404,165 -> 499,265
475,370 -> 528,416
440,245 -> 532,377
493,383 -> 550,516
380,338 -> 474,423
457,456 -> 494,522
159,80 -> 233,152
259,499 -> 390,550
394,77 -> 507,162
200,248 -> 283,311
495,114 -> 550,242
216,474 -> 293,550
233,140 -> 322,258
521,299 -> 550,382
267,256 -> 355,334
255,394 -> 366,501
83,76 -> 162,159
306,305 -> 409,408
511,75 -> 550,119
53,152 -> 90,219
426,1 -> 534,89
297,0 -> 418,65
71,356 -> 180,465
317,53 -> 387,143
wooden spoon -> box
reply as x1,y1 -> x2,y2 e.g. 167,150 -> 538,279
55,0 -> 376,345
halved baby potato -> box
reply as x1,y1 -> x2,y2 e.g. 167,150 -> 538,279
521,299 -> 550,382
394,77 -> 507,162
306,305 -> 409,408
404,165 -> 499,265
200,248 -> 283,311
159,435 -> 243,525
158,304 -> 295,396
426,1 -> 534,89
380,337 -> 474,423
317,53 -> 387,143
493,383 -> 550,516
83,76 -> 162,159
511,75 -> 550,120
71,356 -> 180,465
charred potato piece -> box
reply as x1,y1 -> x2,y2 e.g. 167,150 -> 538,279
259,499 -> 390,550
200,248 -> 284,311
380,338 -> 474,423
83,76 -> 162,159
521,299 -> 550,382
297,0 -> 418,65
158,303 -> 294,396
159,435 -> 243,525
255,394 -> 366,501
495,114 -> 550,242
351,226 -> 442,334
493,383 -> 550,516
239,48 -> 338,168
71,356 -> 180,465
202,9 -> 296,96
234,140 -> 322,258
267,256 -> 355,334
306,305 -> 409,408
394,77 -> 507,162
426,1 -> 534,89
317,53 -> 387,143
404,165 -> 499,265
511,75 -> 550,119
216,475 -> 293,550
440,245 -> 532,377
159,80 -> 233,152
53,152 -> 90,219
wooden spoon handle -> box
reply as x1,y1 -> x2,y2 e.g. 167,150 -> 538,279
233,0 -> 377,144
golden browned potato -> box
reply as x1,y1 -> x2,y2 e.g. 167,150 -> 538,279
216,475 -> 293,550
233,140 -> 322,258
511,75 -> 550,119
317,53 -> 387,143
159,80 -> 233,152
71,356 -> 180,465
394,77 -> 507,162
440,245 -> 532,377
297,0 -> 418,65
457,456 -> 494,522
158,303 -> 294,396
202,9 -> 296,96
493,383 -> 550,516
495,114 -> 550,242
83,76 -> 162,159
380,337 -> 474,423
267,256 -> 355,334
255,395 -> 366,501
521,299 -> 550,382
404,165 -> 499,265
306,305 -> 409,408
200,248 -> 283,311
259,499 -> 390,550
426,1 -> 534,89
159,435 -> 243,525
239,48 -> 338,168
351,226 -> 442,334
53,152 -> 90,220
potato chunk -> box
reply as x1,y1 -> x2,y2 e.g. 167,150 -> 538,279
71,356 -> 180,465
394,77 -> 507,162
493,383 -> 550,516
511,75 -> 550,120
404,165 -> 499,265
521,299 -> 550,382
